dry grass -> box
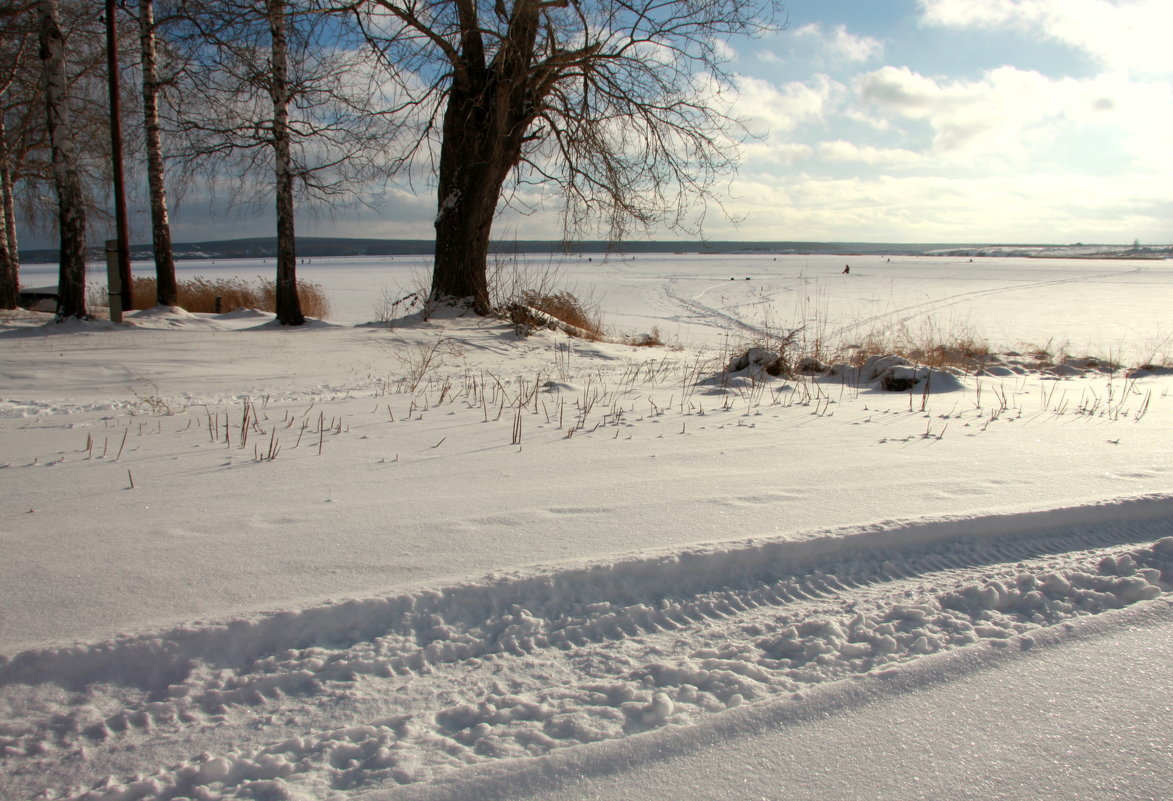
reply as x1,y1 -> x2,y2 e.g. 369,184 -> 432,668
835,318 -> 991,373
91,276 -> 330,318
509,290 -> 605,341
488,252 -> 606,341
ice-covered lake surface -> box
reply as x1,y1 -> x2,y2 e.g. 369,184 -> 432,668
2,253 -> 1171,800
20,251 -> 1171,359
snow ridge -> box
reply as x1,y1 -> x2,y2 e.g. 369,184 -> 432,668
2,495 -> 1172,800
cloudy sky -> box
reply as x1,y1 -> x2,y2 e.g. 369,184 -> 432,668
135,0 -> 1172,247
710,0 -> 1173,244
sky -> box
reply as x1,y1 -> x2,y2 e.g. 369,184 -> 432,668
28,0 -> 1173,249
711,0 -> 1173,244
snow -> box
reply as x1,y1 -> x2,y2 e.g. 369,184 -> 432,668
475,599 -> 1173,801
1,253 -> 1171,800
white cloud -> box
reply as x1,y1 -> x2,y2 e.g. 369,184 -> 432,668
736,74 -> 844,135
743,141 -> 815,167
793,22 -> 884,64
919,0 -> 1173,75
815,141 -> 921,166
722,170 -> 1173,243
692,3 -> 1173,243
851,64 -> 1173,169
857,66 -> 1043,163
725,58 -> 1173,243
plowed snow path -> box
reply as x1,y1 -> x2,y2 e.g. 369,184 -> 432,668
2,497 -> 1171,800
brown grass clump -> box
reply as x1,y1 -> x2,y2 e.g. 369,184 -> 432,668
93,276 -> 330,318
509,290 -> 605,341
907,337 -> 991,371
839,319 -> 990,373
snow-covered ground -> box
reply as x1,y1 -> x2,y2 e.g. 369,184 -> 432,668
1,253 -> 1171,800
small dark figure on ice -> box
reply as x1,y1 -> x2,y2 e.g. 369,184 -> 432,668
842,264 -> 850,274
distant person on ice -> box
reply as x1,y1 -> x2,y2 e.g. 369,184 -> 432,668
843,265 -> 850,274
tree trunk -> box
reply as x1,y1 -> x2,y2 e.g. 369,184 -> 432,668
105,0 -> 133,310
431,89 -> 504,314
267,0 -> 303,326
39,0 -> 87,320
0,119 -> 16,309
431,1 -> 544,314
139,0 -> 177,306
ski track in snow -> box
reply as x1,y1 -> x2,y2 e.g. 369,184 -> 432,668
824,266 -> 1147,343
659,266 -> 1145,345
2,496 -> 1171,801
663,278 -> 778,341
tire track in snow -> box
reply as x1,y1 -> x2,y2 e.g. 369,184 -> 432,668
2,495 -> 1172,800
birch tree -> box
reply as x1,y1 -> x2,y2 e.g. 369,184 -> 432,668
0,109 -> 20,309
0,5 -> 37,309
39,0 -> 87,319
137,0 -> 178,306
265,0 -> 301,324
2,0 -> 119,311
169,0 -> 394,325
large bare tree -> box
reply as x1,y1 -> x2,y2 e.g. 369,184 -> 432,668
354,0 -> 779,313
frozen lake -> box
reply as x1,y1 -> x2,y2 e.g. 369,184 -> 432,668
22,251 -> 1169,362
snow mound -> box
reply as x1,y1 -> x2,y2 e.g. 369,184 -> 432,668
726,347 -> 786,378
857,354 -> 965,392
127,306 -> 229,330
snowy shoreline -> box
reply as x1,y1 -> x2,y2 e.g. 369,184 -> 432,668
2,255 -> 1171,800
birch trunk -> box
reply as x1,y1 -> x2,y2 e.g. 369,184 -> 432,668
39,0 -> 86,319
138,0 -> 177,306
0,119 -> 16,309
266,0 -> 303,326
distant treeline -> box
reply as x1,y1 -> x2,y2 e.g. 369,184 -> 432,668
19,237 -> 1170,263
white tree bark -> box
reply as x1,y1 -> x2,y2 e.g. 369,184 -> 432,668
266,0 -> 303,325
0,118 -> 16,309
139,0 -> 177,306
38,0 -> 87,319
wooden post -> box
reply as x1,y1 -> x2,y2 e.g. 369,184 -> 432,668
105,239 -> 122,323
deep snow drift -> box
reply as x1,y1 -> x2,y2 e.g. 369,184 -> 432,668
1,253 -> 1171,800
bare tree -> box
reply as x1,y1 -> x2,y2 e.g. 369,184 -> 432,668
0,109 -> 20,309
168,0 -> 305,323
0,5 -> 38,309
137,0 -> 178,306
168,0 -> 395,325
39,0 -> 88,319
353,0 -> 779,313
2,0 -> 125,311
265,0 -> 302,324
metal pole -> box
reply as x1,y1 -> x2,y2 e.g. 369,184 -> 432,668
105,0 -> 132,311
